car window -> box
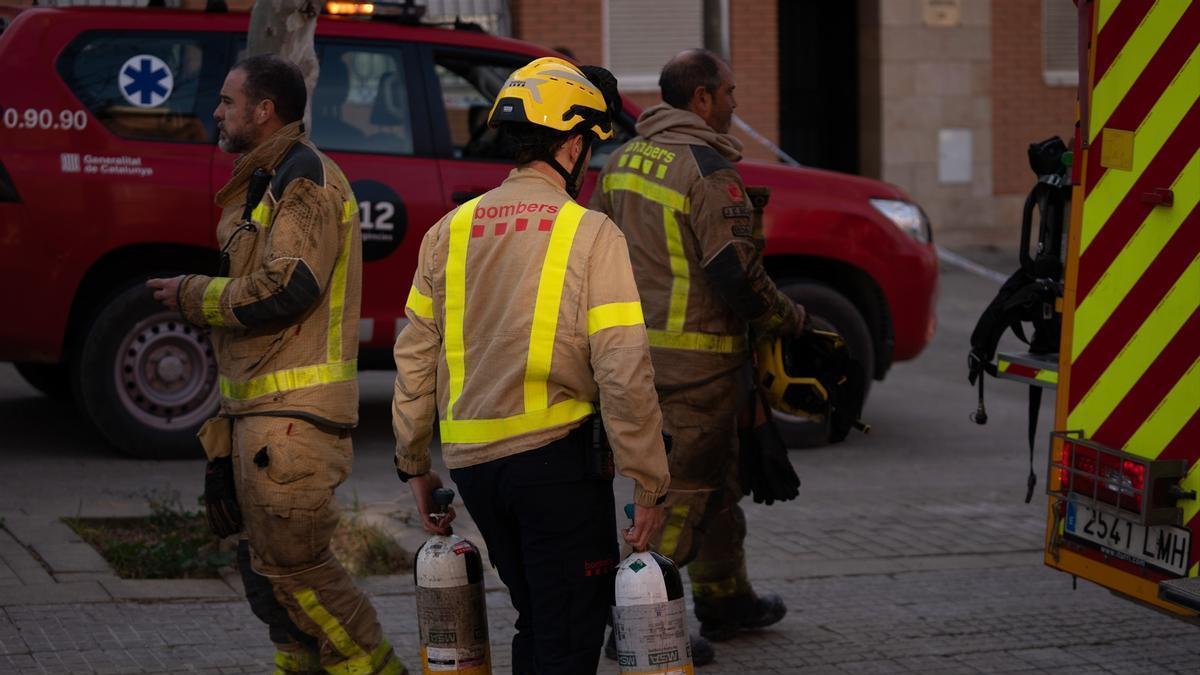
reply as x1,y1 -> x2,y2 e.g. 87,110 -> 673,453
433,54 -> 518,161
312,43 -> 414,156
57,32 -> 219,143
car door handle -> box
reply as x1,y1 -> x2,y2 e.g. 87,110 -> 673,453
451,190 -> 484,204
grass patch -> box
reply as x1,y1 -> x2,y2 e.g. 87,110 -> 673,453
65,493 -> 232,579
65,491 -> 411,579
330,500 -> 412,577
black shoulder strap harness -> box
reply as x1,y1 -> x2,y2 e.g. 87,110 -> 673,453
967,136 -> 1071,503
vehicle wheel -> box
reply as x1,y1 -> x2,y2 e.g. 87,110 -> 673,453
773,280 -> 874,448
74,282 -> 219,459
14,362 -> 72,401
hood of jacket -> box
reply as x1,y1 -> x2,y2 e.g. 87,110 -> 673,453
634,103 -> 743,163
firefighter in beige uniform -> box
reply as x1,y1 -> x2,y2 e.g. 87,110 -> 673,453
392,58 -> 670,673
148,56 -> 402,675
591,49 -> 805,645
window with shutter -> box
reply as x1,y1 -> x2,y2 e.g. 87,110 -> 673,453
604,0 -> 703,91
424,0 -> 512,36
1042,0 -> 1078,86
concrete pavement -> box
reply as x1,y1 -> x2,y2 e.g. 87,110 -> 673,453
3,495 -> 1199,674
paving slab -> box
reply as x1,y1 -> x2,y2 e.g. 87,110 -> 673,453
0,582 -> 111,606
99,579 -> 240,601
1,516 -> 113,577
0,530 -> 52,587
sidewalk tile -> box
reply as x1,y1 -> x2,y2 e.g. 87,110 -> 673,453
0,530 -> 53,586
100,579 -> 239,601
0,582 -> 110,606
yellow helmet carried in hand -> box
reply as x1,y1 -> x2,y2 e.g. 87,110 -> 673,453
755,330 -> 869,443
488,57 -> 615,140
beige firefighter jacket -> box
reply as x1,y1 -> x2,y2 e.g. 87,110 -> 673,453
179,122 -> 362,428
590,104 -> 800,390
392,168 -> 670,507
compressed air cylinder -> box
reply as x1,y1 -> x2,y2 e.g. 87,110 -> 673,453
612,550 -> 695,674
414,489 -> 491,674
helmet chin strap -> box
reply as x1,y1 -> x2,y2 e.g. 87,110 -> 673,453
544,134 -> 594,199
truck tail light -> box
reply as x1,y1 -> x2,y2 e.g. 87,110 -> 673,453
1050,432 -> 1186,526
1058,441 -> 1142,512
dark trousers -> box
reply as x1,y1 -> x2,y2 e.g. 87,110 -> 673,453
451,426 -> 618,675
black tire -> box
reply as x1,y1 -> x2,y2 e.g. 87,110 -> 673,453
14,362 -> 72,402
774,280 -> 874,448
74,282 -> 219,459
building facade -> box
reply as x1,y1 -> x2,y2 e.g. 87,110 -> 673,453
512,0 -> 1079,247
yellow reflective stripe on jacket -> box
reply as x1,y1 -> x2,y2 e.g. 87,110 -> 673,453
662,208 -> 690,332
444,198 -> 481,421
324,638 -> 400,675
601,171 -> 692,332
251,202 -> 272,227
524,201 -> 586,411
440,397 -> 594,445
647,329 -> 746,353
602,171 -> 691,213
341,199 -> 357,224
587,301 -> 644,335
327,224 -> 352,364
201,277 -> 232,327
219,359 -> 357,400
406,285 -> 434,319
293,588 -> 366,662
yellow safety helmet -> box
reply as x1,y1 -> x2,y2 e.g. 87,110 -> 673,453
488,57 -> 614,140
755,330 -> 869,442
756,331 -> 837,420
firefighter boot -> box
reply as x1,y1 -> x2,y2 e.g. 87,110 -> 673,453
697,592 -> 788,642
692,555 -> 788,641
689,511 -> 787,641
603,628 -> 715,667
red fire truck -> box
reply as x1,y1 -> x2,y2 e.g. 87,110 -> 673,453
992,0 -> 1200,614
0,4 -> 938,457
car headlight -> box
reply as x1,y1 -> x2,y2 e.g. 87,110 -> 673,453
870,198 -> 930,243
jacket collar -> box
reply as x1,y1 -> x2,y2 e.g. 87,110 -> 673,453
502,165 -> 570,197
215,121 -> 307,208
634,103 -> 743,163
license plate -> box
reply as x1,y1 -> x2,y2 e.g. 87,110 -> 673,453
1065,501 -> 1192,576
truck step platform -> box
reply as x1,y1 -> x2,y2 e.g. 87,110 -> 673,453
1158,578 -> 1200,612
995,351 -> 1058,389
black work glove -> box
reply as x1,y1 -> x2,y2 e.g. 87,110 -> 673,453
739,390 -> 801,505
204,456 -> 243,538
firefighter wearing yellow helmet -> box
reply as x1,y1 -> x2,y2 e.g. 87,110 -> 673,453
392,57 -> 670,673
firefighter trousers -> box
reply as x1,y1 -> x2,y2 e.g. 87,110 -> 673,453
451,423 -> 618,675
231,415 -> 404,675
648,368 -> 758,623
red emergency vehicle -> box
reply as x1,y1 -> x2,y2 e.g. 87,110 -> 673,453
0,5 -> 938,457
989,0 -> 1200,615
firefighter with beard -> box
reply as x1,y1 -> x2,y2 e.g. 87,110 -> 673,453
391,58 -> 671,674
591,48 -> 805,657
148,55 -> 403,675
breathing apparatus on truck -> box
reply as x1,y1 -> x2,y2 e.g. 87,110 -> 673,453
967,136 -> 1072,502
